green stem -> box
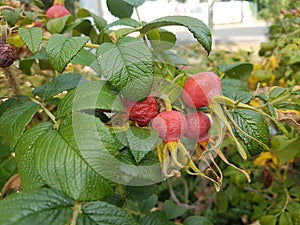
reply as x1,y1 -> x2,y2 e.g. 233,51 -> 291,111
54,0 -> 65,5
134,7 -> 142,24
0,6 -> 15,11
70,202 -> 81,225
30,97 -> 57,124
84,42 -> 99,49
136,32 -> 145,40
275,187 -> 291,217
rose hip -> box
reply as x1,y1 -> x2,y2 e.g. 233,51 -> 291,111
182,72 -> 222,108
123,96 -> 158,126
0,43 -> 16,68
185,112 -> 211,143
46,0 -> 70,19
151,110 -> 187,143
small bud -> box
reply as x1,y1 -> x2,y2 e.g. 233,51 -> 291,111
0,43 -> 16,68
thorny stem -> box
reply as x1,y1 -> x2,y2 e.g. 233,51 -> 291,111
3,67 -> 22,95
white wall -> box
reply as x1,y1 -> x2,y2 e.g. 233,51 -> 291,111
80,0 -> 257,25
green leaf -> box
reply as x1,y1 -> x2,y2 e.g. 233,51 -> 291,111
141,16 -> 212,53
63,113 -> 161,185
46,34 -> 89,73
156,78 -> 184,103
153,49 -> 176,78
77,9 -> 108,32
269,86 -> 287,101
252,69 -> 273,82
56,80 -> 124,119
95,37 -> 153,101
275,137 -> 300,163
165,50 -> 187,66
221,78 -> 253,103
46,15 -> 73,34
0,158 -> 17,190
183,216 -> 214,225
289,186 -> 300,199
218,62 -> 253,82
91,12 -> 108,32
106,0 -> 134,19
0,188 -> 73,225
0,101 -> 40,148
19,48 -> 50,75
163,200 -> 188,219
109,27 -> 140,42
0,95 -> 29,117
15,122 -> 51,190
216,192 -> 228,213
71,48 -> 96,66
231,109 -> 270,157
107,18 -> 141,29
77,201 -> 137,225
259,215 -> 277,225
24,11 -> 38,21
19,27 -> 43,53
77,8 -> 92,18
274,102 -> 300,111
140,211 -> 170,225
19,58 -> 35,75
123,0 -> 145,7
65,19 -> 93,36
32,73 -> 84,102
127,126 -> 160,163
147,28 -> 177,50
279,212 -> 293,225
138,194 -> 158,213
0,136 -> 12,159
125,184 -> 158,201
1,9 -> 21,26
34,113 -> 115,200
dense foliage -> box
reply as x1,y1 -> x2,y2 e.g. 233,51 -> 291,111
0,0 -> 299,225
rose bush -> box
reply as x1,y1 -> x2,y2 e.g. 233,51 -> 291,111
0,0 -> 299,225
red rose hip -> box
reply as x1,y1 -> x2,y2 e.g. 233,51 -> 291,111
182,72 -> 222,108
152,110 -> 187,143
46,0 -> 70,19
185,112 -> 211,143
123,96 -> 158,126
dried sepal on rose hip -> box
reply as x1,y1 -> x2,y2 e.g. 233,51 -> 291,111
151,110 -> 222,185
0,43 -> 16,68
182,72 -> 222,109
184,111 -> 211,155
123,96 -> 158,127
46,0 -> 70,19
151,110 -> 188,177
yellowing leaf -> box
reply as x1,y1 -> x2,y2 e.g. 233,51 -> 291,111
253,152 -> 278,168
253,63 -> 262,71
268,55 -> 279,70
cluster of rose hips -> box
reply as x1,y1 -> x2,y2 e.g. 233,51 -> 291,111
0,0 -> 70,67
122,72 -> 222,179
